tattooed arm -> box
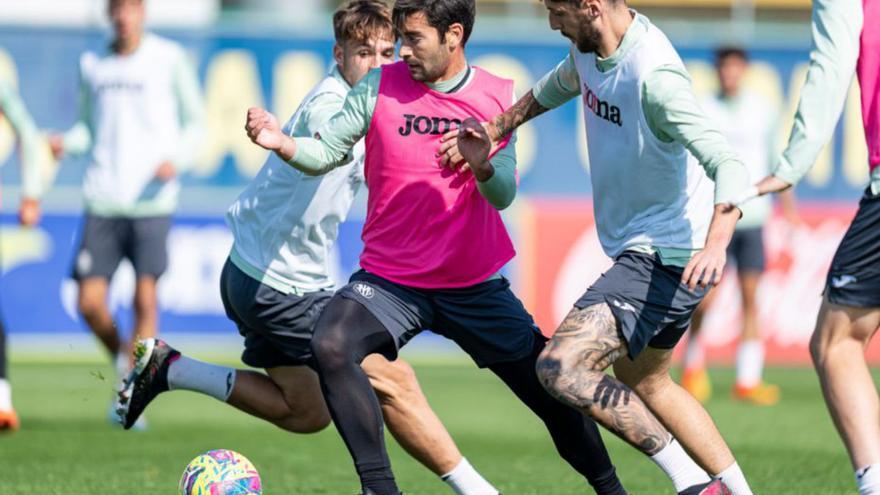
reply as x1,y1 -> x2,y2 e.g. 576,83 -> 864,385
438,53 -> 580,163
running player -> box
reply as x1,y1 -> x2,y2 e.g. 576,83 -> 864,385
0,79 -> 47,431
47,0 -> 203,428
744,0 -> 879,492
439,1 -> 753,493
243,0 -> 703,493
681,46 -> 799,406
117,2 -> 499,494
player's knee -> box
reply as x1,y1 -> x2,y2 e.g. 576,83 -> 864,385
310,330 -> 351,372
77,293 -> 106,322
536,350 -> 584,401
369,360 -> 419,405
274,407 -> 331,434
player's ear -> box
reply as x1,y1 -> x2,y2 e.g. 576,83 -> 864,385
333,43 -> 344,67
445,23 -> 464,51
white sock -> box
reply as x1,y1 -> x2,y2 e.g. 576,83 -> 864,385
441,457 -> 499,495
736,340 -> 764,388
167,355 -> 236,402
115,352 -> 131,381
0,378 -> 12,410
715,462 -> 752,495
650,437 -> 711,492
684,336 -> 705,371
856,464 -> 880,495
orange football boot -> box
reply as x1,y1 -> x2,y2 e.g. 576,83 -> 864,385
733,382 -> 780,406
681,368 -> 712,403
0,409 -> 20,432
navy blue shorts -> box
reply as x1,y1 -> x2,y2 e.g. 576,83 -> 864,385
334,270 -> 541,368
727,227 -> 765,273
220,258 -> 332,369
72,214 -> 171,280
574,251 -> 709,359
825,187 -> 880,308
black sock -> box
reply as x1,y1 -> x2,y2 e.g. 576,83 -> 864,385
488,338 -> 626,495
310,297 -> 400,495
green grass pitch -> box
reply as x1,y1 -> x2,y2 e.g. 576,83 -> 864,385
0,359 -> 861,494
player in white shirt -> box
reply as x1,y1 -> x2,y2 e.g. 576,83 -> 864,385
682,47 -> 799,406
47,0 -> 203,429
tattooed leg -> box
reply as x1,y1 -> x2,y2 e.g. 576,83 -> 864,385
535,303 -> 671,455
614,347 -> 736,474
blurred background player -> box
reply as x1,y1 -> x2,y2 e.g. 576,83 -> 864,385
748,0 -> 880,492
681,46 -> 799,406
0,79 -> 48,431
117,2 -> 500,493
47,0 -> 203,428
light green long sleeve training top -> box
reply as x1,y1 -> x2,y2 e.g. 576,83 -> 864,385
531,13 -> 750,266
772,0 -> 879,194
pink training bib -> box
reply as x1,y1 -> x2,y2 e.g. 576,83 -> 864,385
360,61 -> 515,289
860,0 -> 879,171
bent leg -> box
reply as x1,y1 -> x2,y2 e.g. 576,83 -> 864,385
310,296 -> 400,495
613,346 -> 735,474
364,355 -> 461,476
810,297 -> 880,470
489,338 -> 624,495
224,366 -> 330,434
536,303 -> 670,455
78,277 -> 120,357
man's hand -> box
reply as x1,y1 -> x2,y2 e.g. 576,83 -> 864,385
438,120 -> 501,171
756,174 -> 793,196
682,204 -> 739,290
245,107 -> 298,161
455,118 -> 495,181
19,197 -> 40,227
154,161 -> 177,182
48,134 -> 64,160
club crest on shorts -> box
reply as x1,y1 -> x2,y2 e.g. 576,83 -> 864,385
353,283 -> 374,299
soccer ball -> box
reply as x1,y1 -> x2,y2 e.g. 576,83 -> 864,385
179,449 -> 262,495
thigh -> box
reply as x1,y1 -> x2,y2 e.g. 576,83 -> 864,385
129,216 -> 172,279
361,355 -> 420,400
432,277 -> 540,368
575,251 -> 707,359
814,298 -> 880,349
72,214 -> 125,280
220,258 -> 326,368
826,189 -> 880,308
333,270 -> 432,353
544,302 -> 628,372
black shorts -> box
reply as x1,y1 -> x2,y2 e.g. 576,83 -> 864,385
825,187 -> 880,308
220,258 -> 332,369
727,227 -> 765,273
72,214 -> 171,280
334,270 -> 541,368
574,251 -> 709,359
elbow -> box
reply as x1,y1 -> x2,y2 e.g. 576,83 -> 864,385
491,190 -> 517,211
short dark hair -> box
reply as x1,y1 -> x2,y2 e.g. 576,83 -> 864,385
333,0 -> 394,44
392,0 -> 476,45
715,46 -> 749,66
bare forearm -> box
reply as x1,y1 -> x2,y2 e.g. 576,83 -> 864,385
705,205 -> 739,248
491,90 -> 550,139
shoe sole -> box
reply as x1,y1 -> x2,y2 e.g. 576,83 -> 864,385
115,339 -> 157,427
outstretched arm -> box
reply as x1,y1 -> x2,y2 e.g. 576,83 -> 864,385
246,69 -> 379,176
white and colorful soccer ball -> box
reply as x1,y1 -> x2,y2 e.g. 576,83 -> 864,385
179,449 -> 262,495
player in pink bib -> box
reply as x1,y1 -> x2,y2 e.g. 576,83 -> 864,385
750,1 -> 880,493
244,1 -> 625,495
